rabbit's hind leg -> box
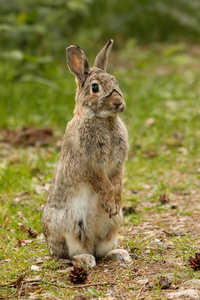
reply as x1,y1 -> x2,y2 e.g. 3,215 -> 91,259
95,223 -> 131,262
47,235 -> 69,259
95,229 -> 118,259
106,249 -> 131,262
65,234 -> 96,268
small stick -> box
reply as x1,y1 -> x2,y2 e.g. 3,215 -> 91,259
136,285 -> 145,300
70,282 -> 116,288
42,280 -> 116,289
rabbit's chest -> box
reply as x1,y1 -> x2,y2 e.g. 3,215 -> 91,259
79,118 -> 128,173
108,131 -> 127,172
95,127 -> 127,176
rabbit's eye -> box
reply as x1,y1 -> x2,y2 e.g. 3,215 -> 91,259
92,83 -> 99,93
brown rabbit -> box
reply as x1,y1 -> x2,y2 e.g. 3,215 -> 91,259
42,40 -> 130,267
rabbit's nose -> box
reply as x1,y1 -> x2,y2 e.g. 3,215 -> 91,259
115,102 -> 122,109
114,101 -> 125,112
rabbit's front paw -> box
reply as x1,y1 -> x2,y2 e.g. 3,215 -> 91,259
101,199 -> 118,215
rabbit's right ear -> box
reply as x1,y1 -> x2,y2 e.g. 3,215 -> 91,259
66,45 -> 89,83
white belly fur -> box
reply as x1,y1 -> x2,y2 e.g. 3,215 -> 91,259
46,184 -> 111,238
43,183 -> 121,257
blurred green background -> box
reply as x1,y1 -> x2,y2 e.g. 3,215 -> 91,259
0,0 -> 200,130
2,1 -> 200,293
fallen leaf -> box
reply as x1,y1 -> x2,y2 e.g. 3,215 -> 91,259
137,279 -> 149,285
178,147 -> 188,155
25,227 -> 38,238
44,183 -> 51,192
9,276 -> 25,288
122,206 -> 136,215
159,194 -> 170,204
35,258 -> 45,264
13,191 -> 31,204
2,233 -> 8,240
35,185 -> 44,195
145,117 -> 155,128
3,215 -> 9,228
24,239 -> 33,245
142,184 -> 151,190
17,211 -> 24,218
34,183 -> 50,194
143,149 -> 157,158
158,276 -> 172,289
29,288 -> 43,296
17,223 -> 38,238
1,258 -> 11,263
9,275 -> 42,298
31,265 -> 40,271
165,138 -> 182,147
76,296 -> 87,300
37,204 -> 45,212
17,239 -> 33,247
36,233 -> 45,241
18,223 -> 26,230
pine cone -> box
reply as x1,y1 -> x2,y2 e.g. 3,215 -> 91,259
69,266 -> 88,284
189,253 -> 200,270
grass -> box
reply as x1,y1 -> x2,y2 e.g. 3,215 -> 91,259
1,42 -> 200,298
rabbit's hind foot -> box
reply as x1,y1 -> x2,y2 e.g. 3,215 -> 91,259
71,254 -> 96,268
48,238 -> 69,260
106,249 -> 131,262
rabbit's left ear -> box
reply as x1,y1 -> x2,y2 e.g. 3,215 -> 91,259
66,45 -> 89,83
93,39 -> 113,71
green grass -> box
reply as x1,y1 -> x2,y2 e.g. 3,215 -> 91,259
0,58 -> 75,129
1,42 -> 200,298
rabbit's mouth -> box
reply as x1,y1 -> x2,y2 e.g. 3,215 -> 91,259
112,102 -> 125,113
106,90 -> 125,114
97,94 -> 125,117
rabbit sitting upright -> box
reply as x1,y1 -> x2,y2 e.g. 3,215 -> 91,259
42,40 -> 130,267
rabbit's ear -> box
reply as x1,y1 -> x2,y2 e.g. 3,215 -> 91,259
66,45 -> 89,83
93,39 -> 113,71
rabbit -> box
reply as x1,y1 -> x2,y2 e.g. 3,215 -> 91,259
42,39 -> 131,267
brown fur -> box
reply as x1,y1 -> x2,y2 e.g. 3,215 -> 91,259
42,40 -> 129,262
